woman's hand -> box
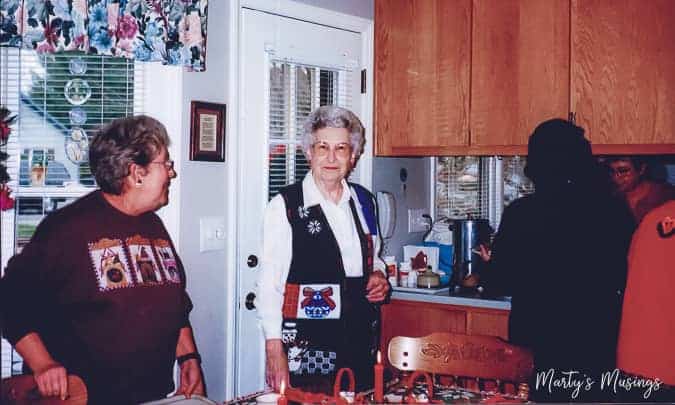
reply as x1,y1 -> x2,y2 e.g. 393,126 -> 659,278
474,244 -> 492,262
34,362 -> 68,400
366,271 -> 390,303
265,339 -> 289,392
177,359 -> 205,398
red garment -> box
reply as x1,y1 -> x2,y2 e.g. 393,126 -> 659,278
617,200 -> 675,385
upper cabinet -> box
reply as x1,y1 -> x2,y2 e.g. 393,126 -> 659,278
374,0 -> 471,156
374,0 -> 675,156
571,0 -> 675,153
470,0 -> 569,149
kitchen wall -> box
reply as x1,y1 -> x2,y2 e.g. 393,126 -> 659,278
372,157 -> 432,262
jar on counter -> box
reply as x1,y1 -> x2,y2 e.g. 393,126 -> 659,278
399,262 -> 411,287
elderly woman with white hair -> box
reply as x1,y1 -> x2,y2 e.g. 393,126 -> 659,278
258,105 -> 389,394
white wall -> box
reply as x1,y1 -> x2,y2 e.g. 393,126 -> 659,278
176,0 -> 231,400
372,157 -> 433,262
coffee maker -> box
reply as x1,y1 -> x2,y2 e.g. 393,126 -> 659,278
451,218 -> 492,295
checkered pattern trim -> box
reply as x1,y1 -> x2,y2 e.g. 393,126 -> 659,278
299,350 -> 337,375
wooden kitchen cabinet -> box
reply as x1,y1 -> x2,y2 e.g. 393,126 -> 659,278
380,299 -> 509,366
470,0 -> 570,149
571,0 -> 675,153
374,0 -> 675,156
374,0 -> 471,156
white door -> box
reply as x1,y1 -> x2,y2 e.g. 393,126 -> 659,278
235,8 -> 366,396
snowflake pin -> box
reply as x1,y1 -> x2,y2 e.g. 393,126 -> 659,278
307,220 -> 322,235
298,206 -> 310,219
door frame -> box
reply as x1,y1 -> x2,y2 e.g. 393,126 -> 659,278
225,0 -> 374,399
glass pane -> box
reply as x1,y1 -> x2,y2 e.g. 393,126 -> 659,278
269,62 -> 289,140
319,70 -> 336,106
436,157 -> 483,219
295,66 -> 315,141
502,156 -> 534,206
295,145 -> 310,185
17,52 -> 136,187
268,143 -> 288,200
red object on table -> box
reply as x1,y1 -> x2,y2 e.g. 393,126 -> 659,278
277,380 -> 288,405
374,351 -> 384,403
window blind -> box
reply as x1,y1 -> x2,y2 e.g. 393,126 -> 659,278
267,60 -> 353,200
435,156 -> 533,230
0,48 -> 143,377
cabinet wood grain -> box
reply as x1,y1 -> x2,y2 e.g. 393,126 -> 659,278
571,0 -> 675,150
471,0 -> 570,148
374,0 -> 471,156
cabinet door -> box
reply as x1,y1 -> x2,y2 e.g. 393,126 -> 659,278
470,0 -> 570,150
571,0 -> 675,152
374,0 -> 471,156
466,309 -> 509,340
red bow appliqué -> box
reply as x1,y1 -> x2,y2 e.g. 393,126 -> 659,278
301,286 -> 336,310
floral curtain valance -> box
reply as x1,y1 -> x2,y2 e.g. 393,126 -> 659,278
0,0 -> 208,71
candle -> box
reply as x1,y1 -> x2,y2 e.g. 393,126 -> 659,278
374,350 -> 384,403
278,380 -> 288,405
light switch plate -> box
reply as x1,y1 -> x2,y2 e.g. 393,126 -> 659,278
200,216 -> 226,252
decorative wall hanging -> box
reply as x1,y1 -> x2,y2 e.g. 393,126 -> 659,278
0,0 -> 209,72
190,101 -> 225,162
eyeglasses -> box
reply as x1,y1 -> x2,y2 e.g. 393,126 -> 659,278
311,142 -> 352,158
150,160 -> 175,171
609,166 -> 634,177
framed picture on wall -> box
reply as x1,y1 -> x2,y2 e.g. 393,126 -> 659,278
190,101 -> 226,162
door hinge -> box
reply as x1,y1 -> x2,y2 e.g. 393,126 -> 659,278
360,69 -> 367,94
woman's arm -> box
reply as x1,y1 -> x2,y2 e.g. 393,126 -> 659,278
14,332 -> 68,400
175,327 -> 205,397
258,195 -> 293,390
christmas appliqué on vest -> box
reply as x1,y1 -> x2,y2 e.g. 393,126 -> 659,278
307,219 -> 322,235
298,206 -> 310,219
301,286 -> 336,318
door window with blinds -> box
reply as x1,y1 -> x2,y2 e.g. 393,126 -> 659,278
435,156 -> 534,229
0,48 -> 143,377
267,60 -> 352,200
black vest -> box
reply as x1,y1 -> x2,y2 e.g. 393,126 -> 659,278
278,182 -> 379,390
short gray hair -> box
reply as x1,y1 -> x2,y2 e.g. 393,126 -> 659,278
89,115 -> 170,195
301,106 -> 365,158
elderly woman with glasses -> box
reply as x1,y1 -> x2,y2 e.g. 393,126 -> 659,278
0,115 -> 205,403
258,106 -> 390,394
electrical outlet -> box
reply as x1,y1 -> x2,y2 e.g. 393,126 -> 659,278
408,208 -> 427,233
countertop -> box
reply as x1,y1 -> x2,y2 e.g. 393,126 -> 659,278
391,287 -> 511,311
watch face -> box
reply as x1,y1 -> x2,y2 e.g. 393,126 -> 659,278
69,107 -> 87,125
69,57 -> 87,75
64,78 -> 92,106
